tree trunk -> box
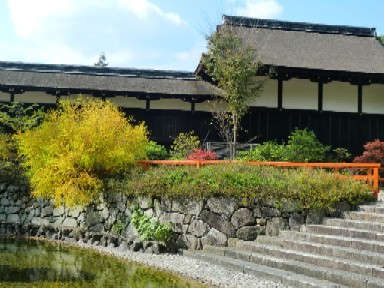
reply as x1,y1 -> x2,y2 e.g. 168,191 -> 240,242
232,113 -> 238,160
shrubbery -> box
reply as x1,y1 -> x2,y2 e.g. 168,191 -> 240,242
125,163 -> 373,210
145,141 -> 168,160
16,97 -> 148,207
353,139 -> 384,165
239,128 -> 330,162
187,148 -> 217,160
170,131 -> 200,160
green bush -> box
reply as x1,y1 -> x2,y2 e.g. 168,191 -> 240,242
169,131 -> 200,160
238,140 -> 286,161
16,97 -> 148,207
125,163 -> 373,210
285,128 -> 330,162
131,206 -> 172,242
239,128 -> 330,163
0,133 -> 25,184
145,141 -> 168,160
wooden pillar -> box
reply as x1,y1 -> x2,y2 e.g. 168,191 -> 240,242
358,84 -> 363,114
191,101 -> 195,113
277,78 -> 283,110
318,81 -> 323,112
146,98 -> 150,111
10,92 -> 14,102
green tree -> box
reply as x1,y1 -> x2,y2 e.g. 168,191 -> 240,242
202,27 -> 264,158
378,35 -> 384,46
94,52 -> 108,67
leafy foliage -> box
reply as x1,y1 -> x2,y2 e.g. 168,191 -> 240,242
238,140 -> 286,161
332,147 -> 352,163
131,206 -> 173,242
170,131 -> 200,160
0,133 -> 25,184
16,97 -> 148,207
125,163 -> 373,210
353,139 -> 384,165
285,128 -> 330,162
202,27 -> 264,158
187,148 -> 217,160
145,141 -> 168,160
0,102 -> 45,133
238,129 -> 330,162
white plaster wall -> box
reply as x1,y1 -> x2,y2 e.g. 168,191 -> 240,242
0,92 -> 10,102
15,92 -> 56,104
362,84 -> 384,114
248,76 -> 278,108
283,79 -> 317,110
150,99 -> 191,111
195,100 -> 228,112
323,81 -> 357,113
109,96 -> 146,109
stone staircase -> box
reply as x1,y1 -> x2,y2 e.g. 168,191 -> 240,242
184,202 -> 384,287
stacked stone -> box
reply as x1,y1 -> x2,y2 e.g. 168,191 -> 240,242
0,183 -> 352,252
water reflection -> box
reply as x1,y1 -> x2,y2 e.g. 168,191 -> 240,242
0,238 -> 205,288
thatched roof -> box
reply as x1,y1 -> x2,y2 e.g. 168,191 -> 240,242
0,62 -> 219,100
220,16 -> 384,77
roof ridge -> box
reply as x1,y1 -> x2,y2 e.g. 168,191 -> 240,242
222,15 -> 376,37
0,61 -> 195,80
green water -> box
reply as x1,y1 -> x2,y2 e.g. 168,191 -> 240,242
0,238 -> 207,288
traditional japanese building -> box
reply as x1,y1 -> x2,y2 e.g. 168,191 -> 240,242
1,15 -> 384,154
197,15 -> 384,154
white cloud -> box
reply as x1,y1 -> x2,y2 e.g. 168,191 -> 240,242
118,0 -> 185,25
5,0 -> 193,68
236,0 -> 283,19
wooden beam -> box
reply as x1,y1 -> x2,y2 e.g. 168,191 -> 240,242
146,98 -> 150,111
318,81 -> 323,112
358,84 -> 363,114
277,78 -> 283,110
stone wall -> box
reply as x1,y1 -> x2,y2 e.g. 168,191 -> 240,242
0,183 -> 352,252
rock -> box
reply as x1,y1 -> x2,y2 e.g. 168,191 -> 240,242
86,211 -> 102,226
68,206 -> 83,218
159,213 -> 184,225
8,206 -> 20,214
41,206 -> 53,217
183,235 -> 202,250
231,208 -> 255,229
7,214 -> 21,223
199,210 -> 236,237
0,198 -> 10,206
132,241 -> 143,252
172,199 -> 204,216
306,210 -> 326,225
0,214 -> 6,221
289,213 -> 305,230
261,206 -> 281,218
31,217 -> 50,226
280,201 -> 301,213
188,220 -> 210,237
207,198 -> 237,219
201,228 -> 227,247
236,226 -> 263,241
265,217 -> 287,236
138,196 -> 152,209
256,218 -> 267,226
53,207 -> 65,217
184,214 -> 194,224
6,185 -> 19,193
89,223 -> 104,233
62,218 -> 78,227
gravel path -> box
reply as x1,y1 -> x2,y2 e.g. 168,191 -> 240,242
68,240 -> 291,288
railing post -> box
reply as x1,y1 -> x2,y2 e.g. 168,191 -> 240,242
373,166 -> 379,200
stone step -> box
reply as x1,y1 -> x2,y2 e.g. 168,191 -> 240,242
188,246 -> 384,288
323,218 -> 384,233
254,236 -> 384,266
358,205 -> 384,214
302,224 -> 384,241
236,239 -> 384,275
183,249 -> 343,288
343,211 -> 384,222
281,231 -> 384,254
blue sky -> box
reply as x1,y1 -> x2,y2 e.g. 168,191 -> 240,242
0,0 -> 383,71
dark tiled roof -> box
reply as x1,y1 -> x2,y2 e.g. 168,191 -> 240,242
0,61 -> 219,97
221,16 -> 384,75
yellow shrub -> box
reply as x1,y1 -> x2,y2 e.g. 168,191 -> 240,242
15,97 -> 148,207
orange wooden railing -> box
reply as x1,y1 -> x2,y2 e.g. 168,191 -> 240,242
137,160 -> 380,199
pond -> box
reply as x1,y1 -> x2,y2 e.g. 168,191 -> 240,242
0,237 -> 207,288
